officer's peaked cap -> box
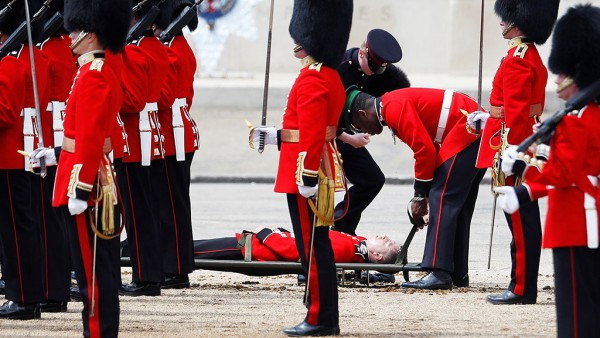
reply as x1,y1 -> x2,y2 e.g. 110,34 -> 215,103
0,0 -> 44,41
289,0 -> 353,68
365,29 -> 402,66
494,0 -> 559,44
548,4 -> 600,90
64,0 -> 132,53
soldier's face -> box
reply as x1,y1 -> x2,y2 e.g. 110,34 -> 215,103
352,102 -> 383,135
555,74 -> 579,101
367,235 -> 400,262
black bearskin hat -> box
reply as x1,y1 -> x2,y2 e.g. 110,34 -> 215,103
494,0 -> 559,44
49,0 -> 64,14
0,0 -> 44,42
548,4 -> 600,90
64,0 -> 132,53
288,0 -> 353,68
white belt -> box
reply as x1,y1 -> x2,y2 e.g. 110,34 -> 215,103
21,107 -> 36,171
47,101 -> 66,147
584,176 -> 599,249
139,102 -> 158,166
172,98 -> 186,161
435,90 -> 454,144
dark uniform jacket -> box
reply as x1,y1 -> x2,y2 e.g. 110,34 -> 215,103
337,48 -> 410,97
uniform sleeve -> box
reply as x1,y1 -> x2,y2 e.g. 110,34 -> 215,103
384,99 -> 436,194
295,70 -> 329,187
158,47 -> 178,110
120,47 -> 149,114
0,58 -> 26,128
502,56 -> 536,145
530,117 -> 587,189
256,228 -> 299,261
69,70 -> 114,201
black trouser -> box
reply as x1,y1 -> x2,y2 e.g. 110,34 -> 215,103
504,176 -> 541,298
422,140 -> 486,280
333,140 -> 385,235
288,194 -> 338,327
160,154 -> 195,276
0,170 -> 44,304
193,237 -> 243,260
31,166 -> 70,302
120,162 -> 162,283
553,246 -> 600,338
64,207 -> 120,338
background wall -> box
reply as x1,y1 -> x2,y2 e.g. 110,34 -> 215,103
187,0 -> 599,112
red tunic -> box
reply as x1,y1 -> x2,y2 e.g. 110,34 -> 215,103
0,45 -> 50,169
119,45 -> 150,163
274,63 -> 346,193
236,228 -> 368,263
380,88 -> 479,186
477,39 -> 547,167
165,35 -> 199,153
522,104 -> 600,248
156,46 -> 177,157
104,51 -> 127,159
39,35 -> 76,149
137,34 -> 169,162
53,54 -> 123,206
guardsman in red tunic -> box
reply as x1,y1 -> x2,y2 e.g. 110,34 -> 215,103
192,228 -> 401,264
496,5 -> 600,336
35,0 -> 77,313
344,88 -> 486,290
119,0 -> 171,297
153,0 -> 200,289
474,0 -> 559,305
250,0 -> 352,336
0,0 -> 48,320
34,0 -> 130,335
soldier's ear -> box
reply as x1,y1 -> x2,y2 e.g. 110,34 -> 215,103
369,250 -> 383,262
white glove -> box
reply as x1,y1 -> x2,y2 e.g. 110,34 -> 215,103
298,185 -> 318,199
68,197 -> 88,215
467,111 -> 489,130
501,146 -> 519,176
30,147 -> 57,168
494,186 -> 520,214
250,126 -> 278,149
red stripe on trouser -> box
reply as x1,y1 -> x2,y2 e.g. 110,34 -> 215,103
296,197 -> 321,325
569,248 -> 579,338
431,157 -> 456,268
6,173 -> 25,303
125,167 -> 143,279
75,213 -> 101,338
163,160 -> 181,272
510,211 -> 526,295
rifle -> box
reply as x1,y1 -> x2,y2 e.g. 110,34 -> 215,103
158,0 -> 203,43
0,0 -> 53,58
516,78 -> 600,153
0,0 -> 16,23
38,11 -> 63,43
126,5 -> 160,43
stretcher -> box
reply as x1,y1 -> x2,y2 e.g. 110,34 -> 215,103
120,221 -> 425,283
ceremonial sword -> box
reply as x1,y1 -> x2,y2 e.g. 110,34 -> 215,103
257,0 -> 275,153
24,0 -> 52,177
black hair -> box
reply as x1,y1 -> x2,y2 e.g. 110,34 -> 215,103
351,92 -> 374,115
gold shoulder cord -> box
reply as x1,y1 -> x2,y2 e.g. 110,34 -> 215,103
89,156 -> 125,240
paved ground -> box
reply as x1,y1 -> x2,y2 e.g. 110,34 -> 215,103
0,107 -> 558,337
